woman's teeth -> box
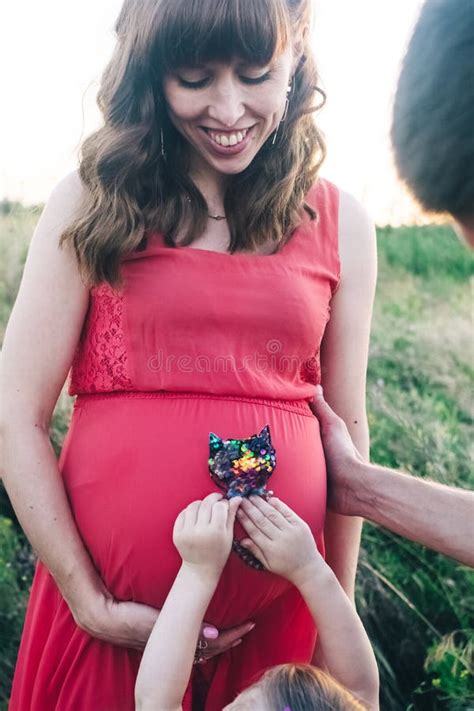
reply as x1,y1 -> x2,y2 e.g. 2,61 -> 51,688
207,128 -> 249,147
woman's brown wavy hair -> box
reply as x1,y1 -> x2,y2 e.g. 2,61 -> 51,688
60,0 -> 327,289
257,664 -> 369,710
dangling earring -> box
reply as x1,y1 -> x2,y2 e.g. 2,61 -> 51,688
160,126 -> 167,160
272,79 -> 293,146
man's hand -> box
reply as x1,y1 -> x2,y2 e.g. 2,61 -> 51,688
309,385 -> 366,515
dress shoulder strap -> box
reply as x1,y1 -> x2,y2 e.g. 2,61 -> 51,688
298,177 -> 341,295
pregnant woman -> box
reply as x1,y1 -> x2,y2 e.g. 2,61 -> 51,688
1,0 -> 377,708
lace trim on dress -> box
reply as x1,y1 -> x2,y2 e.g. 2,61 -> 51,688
300,350 -> 321,386
68,282 -> 133,395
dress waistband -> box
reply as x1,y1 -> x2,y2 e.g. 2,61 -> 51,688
73,390 -> 314,417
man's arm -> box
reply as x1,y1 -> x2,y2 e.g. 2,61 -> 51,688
352,462 -> 474,567
310,387 -> 474,567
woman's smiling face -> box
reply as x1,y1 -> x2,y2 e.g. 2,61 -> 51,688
162,45 -> 294,175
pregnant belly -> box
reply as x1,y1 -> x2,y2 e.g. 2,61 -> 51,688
60,392 -> 327,628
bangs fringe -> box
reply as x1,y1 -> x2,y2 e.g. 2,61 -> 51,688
155,0 -> 290,70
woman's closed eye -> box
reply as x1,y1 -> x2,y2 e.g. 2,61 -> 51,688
176,71 -> 273,90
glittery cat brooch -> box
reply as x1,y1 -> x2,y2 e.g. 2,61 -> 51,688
208,424 -> 276,570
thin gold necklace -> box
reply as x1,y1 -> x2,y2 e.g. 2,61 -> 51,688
185,195 -> 226,221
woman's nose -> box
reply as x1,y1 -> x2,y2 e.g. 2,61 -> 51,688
207,83 -> 246,127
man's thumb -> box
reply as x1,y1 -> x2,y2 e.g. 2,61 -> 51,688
309,385 -> 331,421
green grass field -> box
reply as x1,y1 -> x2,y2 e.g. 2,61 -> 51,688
0,203 -> 473,709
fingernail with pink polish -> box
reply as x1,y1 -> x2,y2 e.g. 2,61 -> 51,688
202,626 -> 219,639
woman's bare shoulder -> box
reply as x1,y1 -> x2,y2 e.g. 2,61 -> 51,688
337,188 -> 377,276
0,170 -> 90,425
31,169 -> 89,279
47,169 -> 85,228
338,188 -> 375,242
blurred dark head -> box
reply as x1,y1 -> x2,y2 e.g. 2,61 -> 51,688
391,0 -> 474,248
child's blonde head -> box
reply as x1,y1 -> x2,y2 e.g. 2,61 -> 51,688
225,664 -> 368,710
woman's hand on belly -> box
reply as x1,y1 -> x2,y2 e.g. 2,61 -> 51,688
76,587 -> 254,655
194,620 -> 256,662
78,591 -> 160,651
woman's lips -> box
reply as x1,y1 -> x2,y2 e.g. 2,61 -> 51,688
198,124 -> 257,157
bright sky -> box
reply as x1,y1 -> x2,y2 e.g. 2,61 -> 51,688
0,0 -> 426,225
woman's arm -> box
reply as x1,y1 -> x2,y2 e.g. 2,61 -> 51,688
0,172 -> 257,656
0,171 -> 159,646
319,189 -> 378,598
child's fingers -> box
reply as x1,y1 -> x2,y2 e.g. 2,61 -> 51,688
241,496 -> 284,534
237,505 -> 272,539
184,500 -> 202,526
210,499 -> 229,528
208,496 -> 241,531
267,497 -> 299,523
226,496 -> 243,532
237,508 -> 273,545
203,492 -> 225,505
197,493 -> 224,524
240,538 -> 267,568
246,496 -> 287,529
173,510 -> 186,533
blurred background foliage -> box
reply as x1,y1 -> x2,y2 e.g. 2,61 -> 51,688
0,203 -> 473,709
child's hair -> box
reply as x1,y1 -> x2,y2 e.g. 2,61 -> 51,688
258,664 -> 368,710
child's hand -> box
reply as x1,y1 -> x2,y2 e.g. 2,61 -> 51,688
237,496 -> 322,585
173,493 -> 242,579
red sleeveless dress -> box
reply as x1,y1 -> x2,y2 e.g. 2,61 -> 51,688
9,178 -> 340,711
